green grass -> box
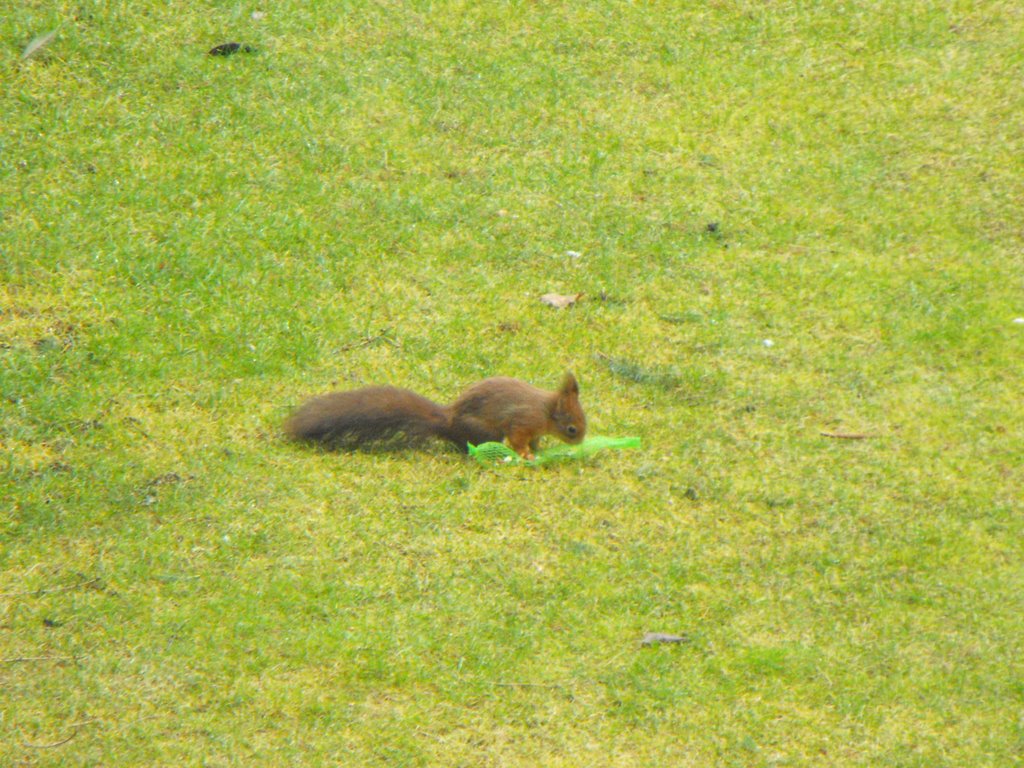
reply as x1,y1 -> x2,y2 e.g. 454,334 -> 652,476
2,1 -> 1023,765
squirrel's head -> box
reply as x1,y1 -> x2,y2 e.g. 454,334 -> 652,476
550,372 -> 586,444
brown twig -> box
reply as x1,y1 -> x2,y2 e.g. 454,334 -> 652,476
22,730 -> 78,749
340,331 -> 400,352
820,431 -> 873,440
0,578 -> 101,598
123,417 -> 170,450
489,681 -> 566,690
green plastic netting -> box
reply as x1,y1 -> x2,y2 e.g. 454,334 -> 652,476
468,436 -> 641,467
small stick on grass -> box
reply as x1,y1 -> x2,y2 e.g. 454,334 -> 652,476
488,681 -> 567,690
22,730 -> 78,749
339,331 -> 400,352
0,578 -> 102,598
820,431 -> 873,440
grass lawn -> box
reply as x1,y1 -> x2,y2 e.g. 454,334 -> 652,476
2,1 -> 1023,765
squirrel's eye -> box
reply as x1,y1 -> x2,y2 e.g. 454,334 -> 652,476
566,425 -> 578,436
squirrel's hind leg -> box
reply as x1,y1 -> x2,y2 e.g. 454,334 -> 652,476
448,417 -> 504,453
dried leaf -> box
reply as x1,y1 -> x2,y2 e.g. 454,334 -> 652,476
540,292 -> 582,309
208,42 -> 256,56
22,28 -> 59,61
640,632 -> 690,647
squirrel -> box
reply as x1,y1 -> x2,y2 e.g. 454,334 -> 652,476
284,373 -> 587,460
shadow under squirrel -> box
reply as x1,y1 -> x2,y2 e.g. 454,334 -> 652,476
284,373 -> 587,460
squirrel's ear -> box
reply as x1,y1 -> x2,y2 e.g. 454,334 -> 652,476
561,372 -> 579,395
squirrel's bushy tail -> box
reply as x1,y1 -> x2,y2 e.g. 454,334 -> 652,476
284,386 -> 453,449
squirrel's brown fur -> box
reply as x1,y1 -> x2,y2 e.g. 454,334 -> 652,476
284,373 -> 586,459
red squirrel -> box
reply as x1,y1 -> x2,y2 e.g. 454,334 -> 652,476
284,373 -> 586,460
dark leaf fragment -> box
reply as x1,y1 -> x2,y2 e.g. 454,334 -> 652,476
208,42 -> 255,56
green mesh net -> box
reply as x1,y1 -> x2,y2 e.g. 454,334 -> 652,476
468,436 -> 641,467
